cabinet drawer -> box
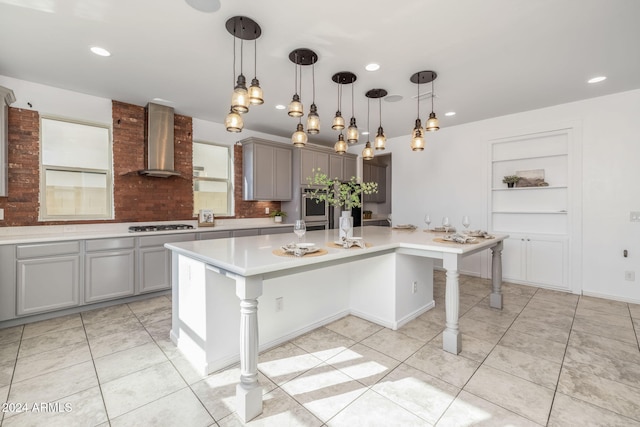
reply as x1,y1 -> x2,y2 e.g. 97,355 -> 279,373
233,229 -> 260,237
86,237 -> 135,252
138,233 -> 197,248
17,241 -> 80,259
260,226 -> 294,235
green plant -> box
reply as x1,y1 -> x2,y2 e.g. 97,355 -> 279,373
363,210 -> 373,215
502,175 -> 520,184
269,209 -> 286,218
306,168 -> 378,210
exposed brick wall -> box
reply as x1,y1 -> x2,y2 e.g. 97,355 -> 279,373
112,101 -> 193,222
233,144 -> 281,218
0,108 -> 40,226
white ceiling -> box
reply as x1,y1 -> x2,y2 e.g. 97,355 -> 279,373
1,0 -> 639,148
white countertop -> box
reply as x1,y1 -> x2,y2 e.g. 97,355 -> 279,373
165,226 -> 507,277
0,219 -> 294,245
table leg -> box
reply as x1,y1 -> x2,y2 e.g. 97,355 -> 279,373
235,276 -> 263,422
490,241 -> 504,310
442,254 -> 462,354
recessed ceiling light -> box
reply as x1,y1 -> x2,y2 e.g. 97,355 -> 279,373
362,131 -> 370,136
445,111 -> 456,117
384,95 -> 403,103
275,104 -> 286,110
90,46 -> 111,57
185,0 -> 221,13
365,63 -> 380,72
588,76 -> 606,84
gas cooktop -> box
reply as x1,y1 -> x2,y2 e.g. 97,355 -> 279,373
128,224 -> 194,233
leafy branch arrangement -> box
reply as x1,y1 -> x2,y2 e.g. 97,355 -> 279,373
306,168 -> 378,210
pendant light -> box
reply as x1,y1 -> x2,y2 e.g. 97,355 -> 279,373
230,38 -> 249,114
332,83 -> 344,130
367,88 -> 387,150
331,72 -> 356,131
288,57 -> 303,117
225,107 -> 243,133
287,48 -> 318,121
306,53 -> 320,134
334,133 -> 347,154
362,93 -> 374,160
409,71 -> 437,151
248,38 -> 264,105
292,120 -> 308,147
425,71 -> 439,132
346,82 -> 358,143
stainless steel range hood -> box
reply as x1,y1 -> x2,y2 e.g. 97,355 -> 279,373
0,85 -> 16,196
139,102 -> 181,178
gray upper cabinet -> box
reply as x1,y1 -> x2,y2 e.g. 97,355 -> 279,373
329,154 -> 357,182
242,138 -> 293,201
301,149 -> 329,184
85,237 -> 135,303
363,163 -> 387,203
344,156 -> 357,181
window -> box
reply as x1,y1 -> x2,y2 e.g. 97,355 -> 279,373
40,117 -> 112,220
193,141 -> 232,216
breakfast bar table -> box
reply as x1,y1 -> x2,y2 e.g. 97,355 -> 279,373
165,226 -> 506,422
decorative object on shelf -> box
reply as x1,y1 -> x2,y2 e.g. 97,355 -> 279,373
225,16 -> 263,132
409,71 -> 437,151
332,72 -> 357,153
198,209 -> 215,227
363,210 -> 373,219
269,209 -> 287,223
370,89 -> 388,150
516,169 -> 547,187
502,175 -> 520,188
305,168 -> 378,210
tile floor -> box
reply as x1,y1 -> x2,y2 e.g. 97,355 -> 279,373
1,272 -> 640,426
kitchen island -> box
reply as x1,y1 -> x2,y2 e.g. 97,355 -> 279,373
165,226 -> 506,422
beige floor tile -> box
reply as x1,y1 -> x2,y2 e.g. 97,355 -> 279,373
480,293 -> 532,314
418,306 -> 446,325
525,296 -> 578,317
405,343 -> 480,388
558,364 -> 640,421
110,387 -> 213,427
500,282 -> 538,297
464,365 -> 554,425
0,341 -> 19,365
458,317 -> 508,345
548,392 -> 640,427
324,315 -> 384,342
7,361 -> 97,409
432,332 -> 495,363
0,384 -> 8,404
372,363 -> 460,424
88,327 -> 154,359
436,390 -> 541,427
360,328 -> 424,361
629,303 -> 640,319
462,305 -> 518,329
397,317 -> 443,342
578,295 -> 630,317
258,342 -> 323,385
218,387 -> 323,427
484,345 -> 562,389
510,317 -> 570,344
1,386 -> 108,427
563,346 -> 640,392
575,308 -> 633,329
292,327 -> 355,362
135,307 -> 172,326
94,341 -> 167,383
518,307 -> 574,331
191,365 -> 276,421
568,330 -> 640,365
326,389 -> 427,427
280,363 -> 368,422
22,313 -> 83,339
499,329 -> 567,364
325,343 -> 401,386
81,303 -> 134,326
0,325 -> 23,344
83,314 -> 144,339
127,295 -> 171,316
0,360 -> 14,388
533,288 -> 579,306
572,313 -> 637,345
12,341 -> 91,383
100,360 -> 186,419
18,326 -> 87,358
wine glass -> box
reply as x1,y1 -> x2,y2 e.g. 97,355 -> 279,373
442,216 -> 451,234
294,220 -> 306,243
340,215 -> 352,239
424,214 -> 431,230
462,215 -> 471,232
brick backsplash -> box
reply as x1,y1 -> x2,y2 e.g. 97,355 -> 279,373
0,102 -> 280,227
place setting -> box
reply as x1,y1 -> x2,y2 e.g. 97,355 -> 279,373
272,220 -> 328,257
327,215 -> 372,249
425,215 -> 495,244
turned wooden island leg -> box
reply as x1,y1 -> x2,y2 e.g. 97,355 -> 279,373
490,240 -> 504,310
442,254 -> 462,354
234,275 -> 263,422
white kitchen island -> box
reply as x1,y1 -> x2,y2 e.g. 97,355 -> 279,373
165,226 -> 506,422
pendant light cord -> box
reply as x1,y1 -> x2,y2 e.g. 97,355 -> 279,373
417,74 -> 420,118
379,98 -> 382,128
232,31 -> 236,85
240,39 -> 244,75
367,97 -> 370,135
351,82 -> 355,117
254,39 -> 257,77
431,72 -> 435,113
312,62 -> 316,103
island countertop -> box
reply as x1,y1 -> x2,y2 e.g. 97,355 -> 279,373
165,226 -> 507,277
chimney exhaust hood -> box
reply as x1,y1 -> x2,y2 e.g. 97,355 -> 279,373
139,102 -> 181,177
0,85 -> 16,197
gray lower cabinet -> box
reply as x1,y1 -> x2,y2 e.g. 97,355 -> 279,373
233,229 -> 260,237
85,237 -> 135,303
16,241 -> 81,316
198,230 -> 232,240
260,226 -> 294,235
138,233 -> 197,293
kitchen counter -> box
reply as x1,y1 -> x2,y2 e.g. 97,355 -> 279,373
166,226 -> 507,422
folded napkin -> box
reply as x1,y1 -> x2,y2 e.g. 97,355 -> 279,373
281,243 -> 318,257
339,237 -> 366,249
443,233 -> 477,244
393,224 -> 417,230
467,230 -> 495,239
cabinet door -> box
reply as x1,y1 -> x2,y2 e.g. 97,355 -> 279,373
363,164 -> 373,202
139,246 -> 170,293
527,237 -> 568,289
375,165 -> 386,203
253,143 -> 275,200
501,237 -> 526,283
274,147 -> 292,200
233,229 -> 260,237
344,157 -> 357,181
329,155 -> 344,181
260,226 -> 294,235
17,255 -> 80,315
301,150 -> 315,183
199,231 -> 232,240
85,250 -> 135,302
315,152 -> 329,175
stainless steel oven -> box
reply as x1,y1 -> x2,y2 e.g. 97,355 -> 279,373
301,188 -> 328,223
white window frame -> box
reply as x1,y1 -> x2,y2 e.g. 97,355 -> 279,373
39,116 -> 113,221
193,141 -> 233,217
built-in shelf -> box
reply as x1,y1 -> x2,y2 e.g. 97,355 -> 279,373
492,153 -> 568,163
492,210 -> 568,214
492,185 -> 568,191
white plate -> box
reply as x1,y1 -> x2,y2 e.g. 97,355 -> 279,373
296,243 -> 317,249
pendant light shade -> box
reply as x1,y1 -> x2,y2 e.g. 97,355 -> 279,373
249,77 -> 264,105
332,111 -> 345,130
231,74 -> 249,114
347,117 -> 359,143
288,94 -> 303,117
292,122 -> 308,147
366,89 -> 387,151
411,122 -> 425,151
307,103 -> 320,134
225,108 -> 243,132
374,127 -> 386,150
334,133 -> 347,154
426,111 -> 439,131
362,141 -> 374,160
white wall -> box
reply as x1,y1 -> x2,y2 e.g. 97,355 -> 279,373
389,88 -> 640,303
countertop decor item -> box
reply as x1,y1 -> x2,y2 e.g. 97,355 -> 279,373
305,168 -> 378,210
269,209 -> 286,222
